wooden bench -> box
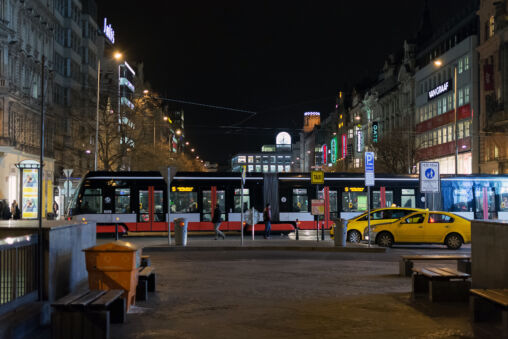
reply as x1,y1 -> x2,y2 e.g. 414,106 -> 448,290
51,289 -> 125,339
136,266 -> 156,302
141,255 -> 151,267
400,254 -> 471,277
411,266 -> 471,302
470,289 -> 508,338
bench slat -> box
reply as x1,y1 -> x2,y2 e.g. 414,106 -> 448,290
435,267 -> 470,278
471,289 -> 508,307
71,290 -> 107,307
139,266 -> 153,277
52,289 -> 90,307
403,254 -> 470,261
90,289 -> 124,309
418,268 -> 441,277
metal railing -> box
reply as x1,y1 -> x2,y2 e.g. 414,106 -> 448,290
0,234 -> 38,313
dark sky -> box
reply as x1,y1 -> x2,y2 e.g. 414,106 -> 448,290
97,0 -> 466,166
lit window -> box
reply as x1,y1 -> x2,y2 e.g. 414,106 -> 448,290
464,86 -> 470,104
448,125 -> 453,141
437,100 -> 442,115
248,165 -> 254,172
464,55 -> 470,71
238,156 -> 246,163
447,95 -> 453,111
248,156 -> 254,163
442,126 -> 448,143
438,128 -> 442,144
459,122 -> 464,139
433,130 -> 438,145
465,120 -> 471,137
458,88 -> 464,106
489,16 -> 495,38
458,58 -> 463,74
442,97 -> 447,113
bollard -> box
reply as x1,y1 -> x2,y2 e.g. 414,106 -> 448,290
321,220 -> 325,241
115,223 -> 119,240
295,219 -> 299,240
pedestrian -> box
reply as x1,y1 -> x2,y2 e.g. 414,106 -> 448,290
11,200 -> 20,220
1,200 -> 12,220
263,203 -> 271,239
53,200 -> 59,218
212,204 -> 225,240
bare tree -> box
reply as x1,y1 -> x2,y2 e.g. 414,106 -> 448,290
369,133 -> 415,174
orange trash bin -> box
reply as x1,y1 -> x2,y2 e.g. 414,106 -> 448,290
83,240 -> 141,311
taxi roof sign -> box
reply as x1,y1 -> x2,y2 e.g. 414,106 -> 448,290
311,171 -> 324,185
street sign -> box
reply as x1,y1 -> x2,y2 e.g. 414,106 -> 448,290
63,168 -> 73,178
311,171 -> 324,185
311,199 -> 325,215
420,162 -> 440,193
364,152 -> 375,186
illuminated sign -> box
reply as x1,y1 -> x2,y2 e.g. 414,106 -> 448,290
103,18 -> 115,44
304,112 -> 320,116
22,169 -> 39,219
344,187 -> 365,192
321,144 -> 327,164
341,134 -> 347,159
276,132 -> 291,145
171,187 -> 194,192
372,122 -> 379,143
428,80 -> 451,100
330,137 -> 337,163
357,130 -> 363,152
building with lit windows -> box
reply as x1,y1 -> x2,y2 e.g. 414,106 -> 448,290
231,132 -> 294,173
414,3 -> 479,174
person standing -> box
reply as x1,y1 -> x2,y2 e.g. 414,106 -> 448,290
263,203 -> 271,239
1,200 -> 11,220
11,200 -> 20,220
53,200 -> 59,218
212,204 -> 225,240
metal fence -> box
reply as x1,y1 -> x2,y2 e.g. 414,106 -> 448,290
0,234 -> 38,312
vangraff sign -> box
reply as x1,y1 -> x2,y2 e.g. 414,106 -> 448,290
103,18 -> 115,44
428,80 -> 451,100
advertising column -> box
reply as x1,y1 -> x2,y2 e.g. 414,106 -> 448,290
21,167 -> 39,219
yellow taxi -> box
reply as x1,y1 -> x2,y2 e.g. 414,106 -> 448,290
364,211 -> 471,249
330,207 -> 424,243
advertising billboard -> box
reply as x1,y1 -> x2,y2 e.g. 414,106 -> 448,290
341,134 -> 347,159
322,144 -> 327,164
330,136 -> 338,163
22,169 -> 38,219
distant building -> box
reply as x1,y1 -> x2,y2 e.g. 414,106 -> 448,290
231,132 -> 294,173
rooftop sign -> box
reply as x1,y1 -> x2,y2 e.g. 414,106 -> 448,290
428,80 -> 451,100
103,18 -> 115,44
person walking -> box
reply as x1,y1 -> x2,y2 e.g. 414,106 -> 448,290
11,200 -> 20,220
212,204 -> 225,240
1,200 -> 12,220
263,203 -> 271,239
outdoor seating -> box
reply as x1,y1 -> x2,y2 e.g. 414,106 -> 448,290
136,266 -> 156,302
411,266 -> 470,302
51,289 -> 125,339
470,289 -> 508,338
400,254 -> 471,277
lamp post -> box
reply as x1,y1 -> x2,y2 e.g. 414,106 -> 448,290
434,59 -> 458,174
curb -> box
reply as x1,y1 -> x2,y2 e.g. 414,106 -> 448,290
142,245 -> 386,253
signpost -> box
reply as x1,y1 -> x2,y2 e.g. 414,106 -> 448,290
311,171 -> 325,241
63,168 -> 73,214
241,166 -> 246,245
420,162 -> 440,211
311,199 -> 325,241
364,152 -> 375,247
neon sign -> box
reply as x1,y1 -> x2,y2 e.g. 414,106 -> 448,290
103,18 -> 115,44
330,136 -> 337,163
341,134 -> 347,159
372,121 -> 379,143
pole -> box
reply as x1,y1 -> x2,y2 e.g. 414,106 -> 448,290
38,54 -> 45,301
316,184 -> 319,242
454,66 -> 458,175
167,167 -> 172,245
240,180 -> 244,246
367,186 -> 371,247
94,59 -> 100,171
251,207 -> 255,240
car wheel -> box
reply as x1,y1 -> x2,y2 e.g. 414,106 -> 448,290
376,232 -> 394,247
445,233 -> 463,250
347,230 -> 362,243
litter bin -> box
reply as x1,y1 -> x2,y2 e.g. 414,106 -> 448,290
333,219 -> 347,247
174,218 -> 188,246
83,240 -> 141,311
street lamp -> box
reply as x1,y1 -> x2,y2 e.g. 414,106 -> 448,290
191,148 -> 195,153
434,59 -> 458,174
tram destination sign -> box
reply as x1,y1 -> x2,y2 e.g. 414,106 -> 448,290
420,162 -> 440,193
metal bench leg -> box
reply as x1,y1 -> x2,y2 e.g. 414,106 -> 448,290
136,279 -> 148,301
411,273 -> 428,300
82,311 -> 110,339
148,273 -> 156,292
400,260 -> 413,277
109,297 -> 126,324
457,260 -> 471,274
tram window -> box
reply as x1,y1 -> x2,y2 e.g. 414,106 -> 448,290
115,188 -> 131,213
154,191 -> 164,221
401,189 -> 415,208
342,191 -> 367,212
499,188 -> 508,211
292,189 -> 309,212
171,192 -> 198,213
203,190 -> 225,222
475,188 -> 496,213
234,189 -> 250,212
372,191 -> 394,209
452,188 -> 472,211
82,188 -> 102,214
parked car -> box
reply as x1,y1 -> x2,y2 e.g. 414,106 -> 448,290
364,211 -> 471,249
330,207 -> 425,243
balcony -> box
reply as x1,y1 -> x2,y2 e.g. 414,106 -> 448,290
485,94 -> 508,130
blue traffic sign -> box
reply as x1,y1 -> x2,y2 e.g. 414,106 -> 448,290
425,168 -> 435,179
365,152 -> 374,172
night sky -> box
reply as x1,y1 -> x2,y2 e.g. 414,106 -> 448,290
98,0 -> 466,166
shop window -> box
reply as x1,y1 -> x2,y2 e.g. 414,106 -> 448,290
81,188 -> 102,214
233,188 -> 250,212
115,188 -> 130,213
171,191 -> 198,213
292,188 -> 308,212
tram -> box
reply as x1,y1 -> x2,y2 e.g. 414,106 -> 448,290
67,171 -> 508,235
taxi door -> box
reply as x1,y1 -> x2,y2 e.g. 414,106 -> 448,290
396,212 -> 427,242
424,213 -> 453,243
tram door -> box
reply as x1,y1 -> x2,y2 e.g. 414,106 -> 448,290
137,186 -> 164,231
